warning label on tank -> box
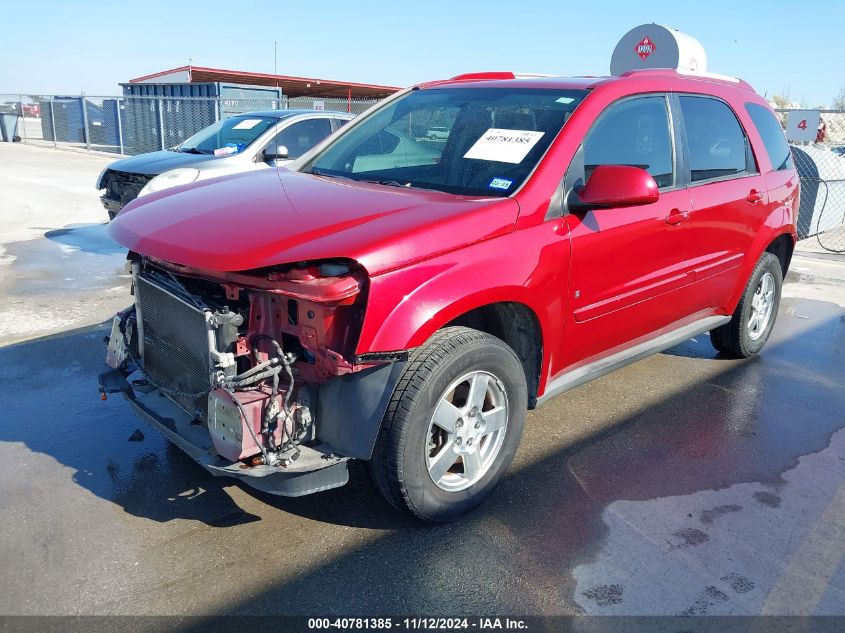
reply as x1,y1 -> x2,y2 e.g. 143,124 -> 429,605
463,129 -> 545,164
635,36 -> 656,60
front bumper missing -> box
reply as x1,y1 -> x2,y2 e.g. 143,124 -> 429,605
98,367 -> 350,497
101,195 -> 123,220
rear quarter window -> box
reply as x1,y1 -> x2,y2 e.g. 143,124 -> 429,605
745,103 -> 795,171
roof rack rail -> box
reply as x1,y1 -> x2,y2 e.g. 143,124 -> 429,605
450,72 -> 516,81
619,68 -> 753,90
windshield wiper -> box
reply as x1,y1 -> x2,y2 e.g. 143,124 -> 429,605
362,179 -> 413,188
307,168 -> 350,179
308,169 -> 412,189
178,147 -> 210,154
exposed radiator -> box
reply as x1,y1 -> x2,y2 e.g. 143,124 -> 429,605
135,274 -> 213,419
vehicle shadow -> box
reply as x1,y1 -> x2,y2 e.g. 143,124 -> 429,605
658,329 -> 725,359
0,297 -> 842,543
661,270 -> 809,360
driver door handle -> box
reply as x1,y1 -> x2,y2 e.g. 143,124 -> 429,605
665,209 -> 690,225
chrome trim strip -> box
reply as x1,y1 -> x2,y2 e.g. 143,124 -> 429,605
536,315 -> 731,407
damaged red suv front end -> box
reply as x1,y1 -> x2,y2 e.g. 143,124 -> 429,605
98,150 -> 518,496
100,250 -> 388,495
97,162 -> 439,495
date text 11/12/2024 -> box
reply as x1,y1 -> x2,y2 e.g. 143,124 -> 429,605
307,617 -> 528,630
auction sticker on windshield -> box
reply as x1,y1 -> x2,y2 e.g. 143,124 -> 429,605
233,119 -> 263,130
463,129 -> 545,164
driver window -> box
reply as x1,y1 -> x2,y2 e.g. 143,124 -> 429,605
582,95 -> 674,189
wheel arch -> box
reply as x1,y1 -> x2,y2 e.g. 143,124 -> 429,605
444,301 -> 544,408
765,232 -> 795,278
355,227 -> 569,404
358,284 -> 549,409
725,224 -> 796,314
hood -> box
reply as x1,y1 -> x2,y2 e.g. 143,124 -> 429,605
107,150 -> 220,176
107,169 -> 519,275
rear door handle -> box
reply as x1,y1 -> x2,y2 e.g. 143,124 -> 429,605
747,189 -> 763,204
665,209 -> 689,225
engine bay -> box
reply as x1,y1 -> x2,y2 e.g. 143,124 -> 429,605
108,254 -> 370,469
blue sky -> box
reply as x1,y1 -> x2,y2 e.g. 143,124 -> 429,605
2,0 -> 843,105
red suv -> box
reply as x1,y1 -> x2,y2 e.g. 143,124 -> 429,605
101,69 -> 798,521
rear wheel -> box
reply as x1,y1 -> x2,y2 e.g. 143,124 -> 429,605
370,327 -> 527,522
710,252 -> 782,357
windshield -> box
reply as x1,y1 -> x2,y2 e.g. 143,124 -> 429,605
178,115 -> 279,155
303,87 -> 587,196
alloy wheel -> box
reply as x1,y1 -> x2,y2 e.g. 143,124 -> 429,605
748,271 -> 776,341
424,370 -> 509,492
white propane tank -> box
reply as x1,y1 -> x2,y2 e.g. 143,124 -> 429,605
610,24 -> 708,76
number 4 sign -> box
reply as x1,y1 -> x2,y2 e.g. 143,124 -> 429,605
785,110 -> 821,142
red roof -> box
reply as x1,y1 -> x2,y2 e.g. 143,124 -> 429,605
423,69 -> 753,94
129,65 -> 401,99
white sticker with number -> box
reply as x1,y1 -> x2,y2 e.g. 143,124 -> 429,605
785,110 -> 820,142
463,128 -> 545,164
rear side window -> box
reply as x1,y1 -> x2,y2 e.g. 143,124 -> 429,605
679,96 -> 751,182
332,117 -> 351,132
583,95 -> 674,188
270,118 -> 332,159
745,103 -> 794,171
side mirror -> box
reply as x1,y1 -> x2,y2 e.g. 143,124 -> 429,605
263,144 -> 289,161
571,164 -> 659,211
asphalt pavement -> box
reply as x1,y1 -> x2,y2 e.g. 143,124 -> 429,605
0,142 -> 843,618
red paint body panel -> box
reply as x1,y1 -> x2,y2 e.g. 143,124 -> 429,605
567,187 -> 694,324
108,169 -> 518,275
357,221 -> 571,390
108,71 -> 798,401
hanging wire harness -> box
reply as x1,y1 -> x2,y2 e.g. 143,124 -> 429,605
116,305 -> 311,468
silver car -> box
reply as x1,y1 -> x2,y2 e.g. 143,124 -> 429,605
96,109 -> 353,218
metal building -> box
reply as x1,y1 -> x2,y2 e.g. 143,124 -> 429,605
127,65 -> 401,103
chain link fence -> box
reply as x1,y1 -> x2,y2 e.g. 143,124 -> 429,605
3,94 -> 844,253
775,109 -> 845,253
1,93 -> 379,156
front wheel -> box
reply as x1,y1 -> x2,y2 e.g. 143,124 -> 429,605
710,252 -> 783,357
370,327 -> 527,522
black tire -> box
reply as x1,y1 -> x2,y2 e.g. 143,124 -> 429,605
370,326 -> 527,522
710,252 -> 783,358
